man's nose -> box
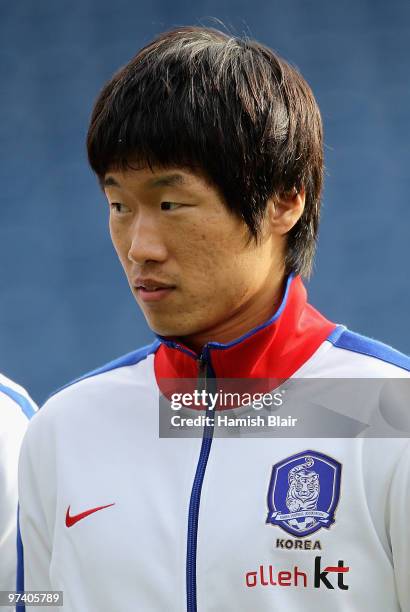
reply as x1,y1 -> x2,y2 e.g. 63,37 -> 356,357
127,217 -> 167,265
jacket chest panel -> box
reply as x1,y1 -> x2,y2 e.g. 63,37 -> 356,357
50,411 -> 202,611
195,438 -> 398,611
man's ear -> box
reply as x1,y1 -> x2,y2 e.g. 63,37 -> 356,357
267,187 -> 305,235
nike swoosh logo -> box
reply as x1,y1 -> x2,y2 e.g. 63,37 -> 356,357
65,503 -> 115,528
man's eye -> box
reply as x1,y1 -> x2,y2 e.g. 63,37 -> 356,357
160,202 -> 180,211
110,203 -> 130,214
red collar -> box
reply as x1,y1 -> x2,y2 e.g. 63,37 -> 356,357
154,274 -> 336,382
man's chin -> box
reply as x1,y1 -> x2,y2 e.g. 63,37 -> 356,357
143,309 -> 212,345
146,319 -> 196,340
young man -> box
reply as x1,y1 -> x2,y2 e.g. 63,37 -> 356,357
18,27 -> 410,611
0,374 -> 36,607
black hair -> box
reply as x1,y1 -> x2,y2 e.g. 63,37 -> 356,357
87,26 -> 324,276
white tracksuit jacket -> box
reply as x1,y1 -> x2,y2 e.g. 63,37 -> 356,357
0,374 -> 36,607
18,275 -> 410,611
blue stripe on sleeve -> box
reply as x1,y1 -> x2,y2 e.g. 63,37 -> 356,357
0,384 -> 35,419
49,340 -> 161,399
328,328 -> 410,372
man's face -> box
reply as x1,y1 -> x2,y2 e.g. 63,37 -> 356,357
103,166 -> 286,343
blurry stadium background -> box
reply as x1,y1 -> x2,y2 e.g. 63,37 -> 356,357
1,0 -> 409,403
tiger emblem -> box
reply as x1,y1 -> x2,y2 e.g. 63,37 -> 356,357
266,450 -> 341,536
286,456 -> 320,513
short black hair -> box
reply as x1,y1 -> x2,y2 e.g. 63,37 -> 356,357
87,26 -> 323,277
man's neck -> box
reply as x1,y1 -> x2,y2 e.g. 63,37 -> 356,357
178,274 -> 286,354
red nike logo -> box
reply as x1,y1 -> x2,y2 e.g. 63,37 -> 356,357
65,503 -> 115,528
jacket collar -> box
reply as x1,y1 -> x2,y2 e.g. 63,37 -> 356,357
154,274 -> 336,381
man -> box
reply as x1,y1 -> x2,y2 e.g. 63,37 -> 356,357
0,374 -> 36,605
18,27 -> 410,612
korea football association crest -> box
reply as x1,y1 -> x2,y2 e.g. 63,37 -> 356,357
266,450 -> 342,537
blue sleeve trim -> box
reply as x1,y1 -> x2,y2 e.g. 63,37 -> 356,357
49,339 -> 161,399
16,506 -> 25,611
328,328 -> 410,372
326,325 -> 346,344
0,384 -> 35,420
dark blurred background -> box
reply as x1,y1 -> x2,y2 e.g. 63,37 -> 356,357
1,0 -> 409,404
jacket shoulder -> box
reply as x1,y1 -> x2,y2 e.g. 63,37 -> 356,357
327,326 -> 410,373
33,340 -> 161,425
0,373 -> 37,420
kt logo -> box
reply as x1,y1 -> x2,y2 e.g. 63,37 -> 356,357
314,557 -> 349,590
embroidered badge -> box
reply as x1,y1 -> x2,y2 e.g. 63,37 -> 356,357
266,450 -> 342,537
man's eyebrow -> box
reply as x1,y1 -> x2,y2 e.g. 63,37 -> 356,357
102,176 -> 121,188
102,173 -> 187,190
146,173 -> 186,189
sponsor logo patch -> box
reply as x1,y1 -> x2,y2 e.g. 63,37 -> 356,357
245,557 -> 349,590
266,450 -> 341,537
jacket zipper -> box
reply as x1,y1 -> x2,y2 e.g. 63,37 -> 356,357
186,351 -> 215,612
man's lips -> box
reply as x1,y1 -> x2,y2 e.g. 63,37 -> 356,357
135,286 -> 175,303
132,279 -> 176,303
